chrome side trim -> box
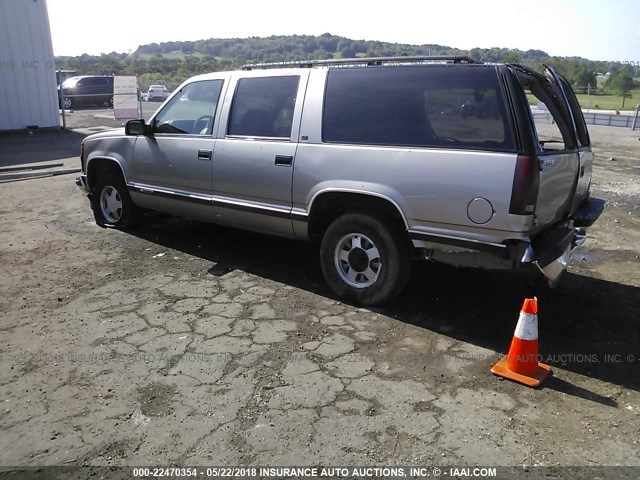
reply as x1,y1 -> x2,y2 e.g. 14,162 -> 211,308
409,229 -> 507,254
128,183 -> 303,221
224,135 -> 292,142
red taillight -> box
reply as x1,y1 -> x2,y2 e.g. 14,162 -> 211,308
509,155 -> 539,215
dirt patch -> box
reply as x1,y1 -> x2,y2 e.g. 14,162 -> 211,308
136,383 -> 177,417
0,124 -> 638,469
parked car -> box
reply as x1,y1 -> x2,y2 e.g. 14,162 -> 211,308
59,75 -> 114,109
147,84 -> 169,101
76,56 -> 604,305
55,69 -> 77,86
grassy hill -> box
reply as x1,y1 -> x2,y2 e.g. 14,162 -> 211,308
54,33 -> 640,109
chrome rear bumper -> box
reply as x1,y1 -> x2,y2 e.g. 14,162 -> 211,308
525,227 -> 587,286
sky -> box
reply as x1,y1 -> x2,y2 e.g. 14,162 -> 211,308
47,0 -> 640,62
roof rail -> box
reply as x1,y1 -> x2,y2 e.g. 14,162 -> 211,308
242,55 -> 482,70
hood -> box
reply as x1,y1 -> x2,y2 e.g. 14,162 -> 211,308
83,127 -> 127,143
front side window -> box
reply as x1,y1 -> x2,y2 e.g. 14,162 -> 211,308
227,76 -> 299,138
323,66 -> 514,151
153,80 -> 223,135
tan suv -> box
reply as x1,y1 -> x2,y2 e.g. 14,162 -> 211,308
76,56 -> 604,305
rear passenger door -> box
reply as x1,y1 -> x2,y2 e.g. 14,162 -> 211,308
85,77 -> 107,105
212,71 -> 309,236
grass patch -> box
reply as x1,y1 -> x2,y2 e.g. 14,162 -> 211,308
575,89 -> 639,111
527,89 -> 639,111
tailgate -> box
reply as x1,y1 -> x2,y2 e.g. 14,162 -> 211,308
536,150 -> 579,225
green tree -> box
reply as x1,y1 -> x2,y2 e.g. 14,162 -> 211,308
501,51 -> 522,63
340,47 -> 356,58
607,71 -> 635,109
572,66 -> 597,88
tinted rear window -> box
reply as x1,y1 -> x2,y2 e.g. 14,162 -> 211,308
228,76 -> 299,138
323,66 -> 514,151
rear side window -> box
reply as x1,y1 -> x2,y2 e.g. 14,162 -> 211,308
84,77 -> 107,86
228,76 -> 299,138
323,66 -> 514,151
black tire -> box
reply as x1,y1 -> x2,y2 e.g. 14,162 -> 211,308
91,173 -> 140,229
320,213 -> 411,306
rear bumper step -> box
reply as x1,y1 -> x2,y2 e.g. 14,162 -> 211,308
530,225 -> 575,269
572,197 -> 605,227
527,224 -> 589,286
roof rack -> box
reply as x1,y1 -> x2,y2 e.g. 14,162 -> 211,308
242,55 -> 482,70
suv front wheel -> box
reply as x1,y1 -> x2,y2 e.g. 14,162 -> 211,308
320,213 -> 411,305
91,174 -> 139,229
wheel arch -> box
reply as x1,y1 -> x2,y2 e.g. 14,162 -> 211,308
86,157 -> 127,192
307,189 -> 410,243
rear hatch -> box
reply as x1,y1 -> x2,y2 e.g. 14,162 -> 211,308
512,65 -> 592,228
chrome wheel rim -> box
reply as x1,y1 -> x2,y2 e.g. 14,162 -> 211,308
99,185 -> 123,223
334,233 -> 382,288
63,97 -> 71,108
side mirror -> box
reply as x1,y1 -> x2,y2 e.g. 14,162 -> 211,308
125,119 -> 150,136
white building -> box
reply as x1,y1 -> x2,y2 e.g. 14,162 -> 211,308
0,0 -> 59,131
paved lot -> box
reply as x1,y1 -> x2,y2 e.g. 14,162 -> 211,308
0,122 -> 638,476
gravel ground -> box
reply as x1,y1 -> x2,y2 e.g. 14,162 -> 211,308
0,115 -> 638,477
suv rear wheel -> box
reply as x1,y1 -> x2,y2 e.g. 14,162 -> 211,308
320,213 -> 411,305
91,174 -> 139,229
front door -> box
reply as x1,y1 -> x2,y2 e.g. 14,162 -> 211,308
129,79 -> 225,218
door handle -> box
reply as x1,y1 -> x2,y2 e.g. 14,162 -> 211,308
198,149 -> 212,161
275,155 -> 293,166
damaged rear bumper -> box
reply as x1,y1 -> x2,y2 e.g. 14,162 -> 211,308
524,197 -> 604,285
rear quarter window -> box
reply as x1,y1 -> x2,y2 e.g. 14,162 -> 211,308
323,66 -> 515,151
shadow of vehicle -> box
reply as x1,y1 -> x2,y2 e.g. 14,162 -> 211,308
129,214 -> 640,392
0,130 -> 87,166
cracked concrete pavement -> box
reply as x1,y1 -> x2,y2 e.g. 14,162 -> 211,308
0,124 -> 639,470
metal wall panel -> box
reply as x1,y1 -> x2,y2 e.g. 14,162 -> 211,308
0,0 -> 59,131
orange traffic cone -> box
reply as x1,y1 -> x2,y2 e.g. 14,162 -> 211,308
491,297 -> 551,387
